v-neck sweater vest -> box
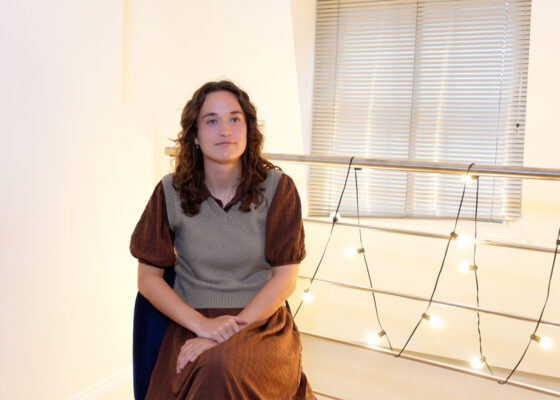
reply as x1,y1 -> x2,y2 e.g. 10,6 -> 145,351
161,169 -> 282,309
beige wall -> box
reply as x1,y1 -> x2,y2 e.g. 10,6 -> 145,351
0,1 -> 152,399
1,0 -> 558,399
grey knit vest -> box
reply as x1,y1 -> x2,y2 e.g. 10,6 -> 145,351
161,169 -> 282,309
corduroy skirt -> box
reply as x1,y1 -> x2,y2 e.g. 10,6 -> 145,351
145,306 -> 314,399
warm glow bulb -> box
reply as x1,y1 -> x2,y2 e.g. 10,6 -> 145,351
344,247 -> 364,258
429,315 -> 443,329
456,235 -> 476,249
345,247 -> 358,258
470,356 -> 485,370
422,313 -> 442,328
302,291 -> 313,303
329,212 -> 341,222
367,332 -> 380,345
458,261 -> 470,274
461,174 -> 474,184
540,336 -> 553,350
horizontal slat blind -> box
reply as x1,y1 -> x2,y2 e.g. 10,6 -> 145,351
310,0 -> 530,220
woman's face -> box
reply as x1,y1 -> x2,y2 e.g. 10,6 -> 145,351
195,90 -> 248,168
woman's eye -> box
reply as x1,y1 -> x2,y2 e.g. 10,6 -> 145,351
231,116 -> 241,123
206,119 -> 217,125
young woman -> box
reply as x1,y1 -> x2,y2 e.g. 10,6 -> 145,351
130,80 -> 314,399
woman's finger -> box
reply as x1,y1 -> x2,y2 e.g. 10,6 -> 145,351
177,339 -> 216,373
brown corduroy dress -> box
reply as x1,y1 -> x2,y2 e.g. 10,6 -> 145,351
130,173 -> 314,399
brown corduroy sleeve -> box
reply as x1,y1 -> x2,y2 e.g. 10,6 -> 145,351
265,174 -> 306,267
130,181 -> 175,268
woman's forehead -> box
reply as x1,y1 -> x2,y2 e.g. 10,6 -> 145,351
199,91 -> 242,117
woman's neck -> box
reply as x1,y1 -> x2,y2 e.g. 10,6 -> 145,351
203,161 -> 242,204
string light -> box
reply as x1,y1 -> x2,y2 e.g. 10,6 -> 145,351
458,261 -> 478,274
531,334 -> 553,350
501,229 -> 560,384
294,157 -> 558,389
302,290 -> 313,303
345,247 -> 364,258
397,163 -> 475,359
293,157 -> 355,318
367,330 -> 386,346
471,356 -> 486,370
352,167 -> 394,351
422,313 -> 443,329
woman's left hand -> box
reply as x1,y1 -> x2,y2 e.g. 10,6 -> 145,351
176,337 -> 217,374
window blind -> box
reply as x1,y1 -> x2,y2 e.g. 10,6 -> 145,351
309,0 -> 531,221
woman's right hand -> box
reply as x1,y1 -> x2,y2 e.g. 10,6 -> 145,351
195,315 -> 248,343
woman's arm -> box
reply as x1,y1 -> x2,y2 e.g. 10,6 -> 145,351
237,263 -> 299,326
138,262 -> 246,343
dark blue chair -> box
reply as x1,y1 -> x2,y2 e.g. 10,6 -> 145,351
133,268 -> 176,400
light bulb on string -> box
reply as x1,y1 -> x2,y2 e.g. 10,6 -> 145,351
422,313 -> 443,329
458,261 -> 470,274
531,334 -> 553,350
366,330 -> 386,346
458,261 -> 477,274
302,290 -> 313,303
461,174 -> 478,185
345,247 -> 364,258
540,337 -> 553,350
329,212 -> 341,223
456,235 -> 477,249
470,356 -> 486,370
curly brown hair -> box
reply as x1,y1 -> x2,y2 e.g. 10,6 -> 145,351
173,80 -> 276,216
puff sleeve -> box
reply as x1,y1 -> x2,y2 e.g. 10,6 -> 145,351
265,174 -> 306,266
130,181 -> 176,268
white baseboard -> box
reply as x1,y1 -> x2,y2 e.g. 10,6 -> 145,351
67,365 -> 133,400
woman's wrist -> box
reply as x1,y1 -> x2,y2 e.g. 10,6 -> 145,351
187,313 -> 207,336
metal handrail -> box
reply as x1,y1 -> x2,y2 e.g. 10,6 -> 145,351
304,218 -> 558,254
262,153 -> 560,180
297,275 -> 560,328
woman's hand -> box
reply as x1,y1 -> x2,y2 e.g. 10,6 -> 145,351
195,315 -> 247,343
176,338 -> 217,373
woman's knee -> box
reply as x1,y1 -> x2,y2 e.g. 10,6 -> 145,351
197,347 -> 240,376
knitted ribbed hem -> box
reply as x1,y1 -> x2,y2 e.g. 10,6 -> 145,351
176,288 -> 261,309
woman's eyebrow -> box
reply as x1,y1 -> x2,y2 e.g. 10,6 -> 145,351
200,112 -> 218,119
201,110 -> 243,119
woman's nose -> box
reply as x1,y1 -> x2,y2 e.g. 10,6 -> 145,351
221,123 -> 233,136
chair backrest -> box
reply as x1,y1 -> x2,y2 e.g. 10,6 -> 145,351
132,268 -> 175,400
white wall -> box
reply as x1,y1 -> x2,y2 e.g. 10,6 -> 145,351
1,1 -> 305,399
123,0 -> 305,183
0,1 -> 151,399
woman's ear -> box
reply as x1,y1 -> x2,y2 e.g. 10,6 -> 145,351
194,136 -> 199,146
